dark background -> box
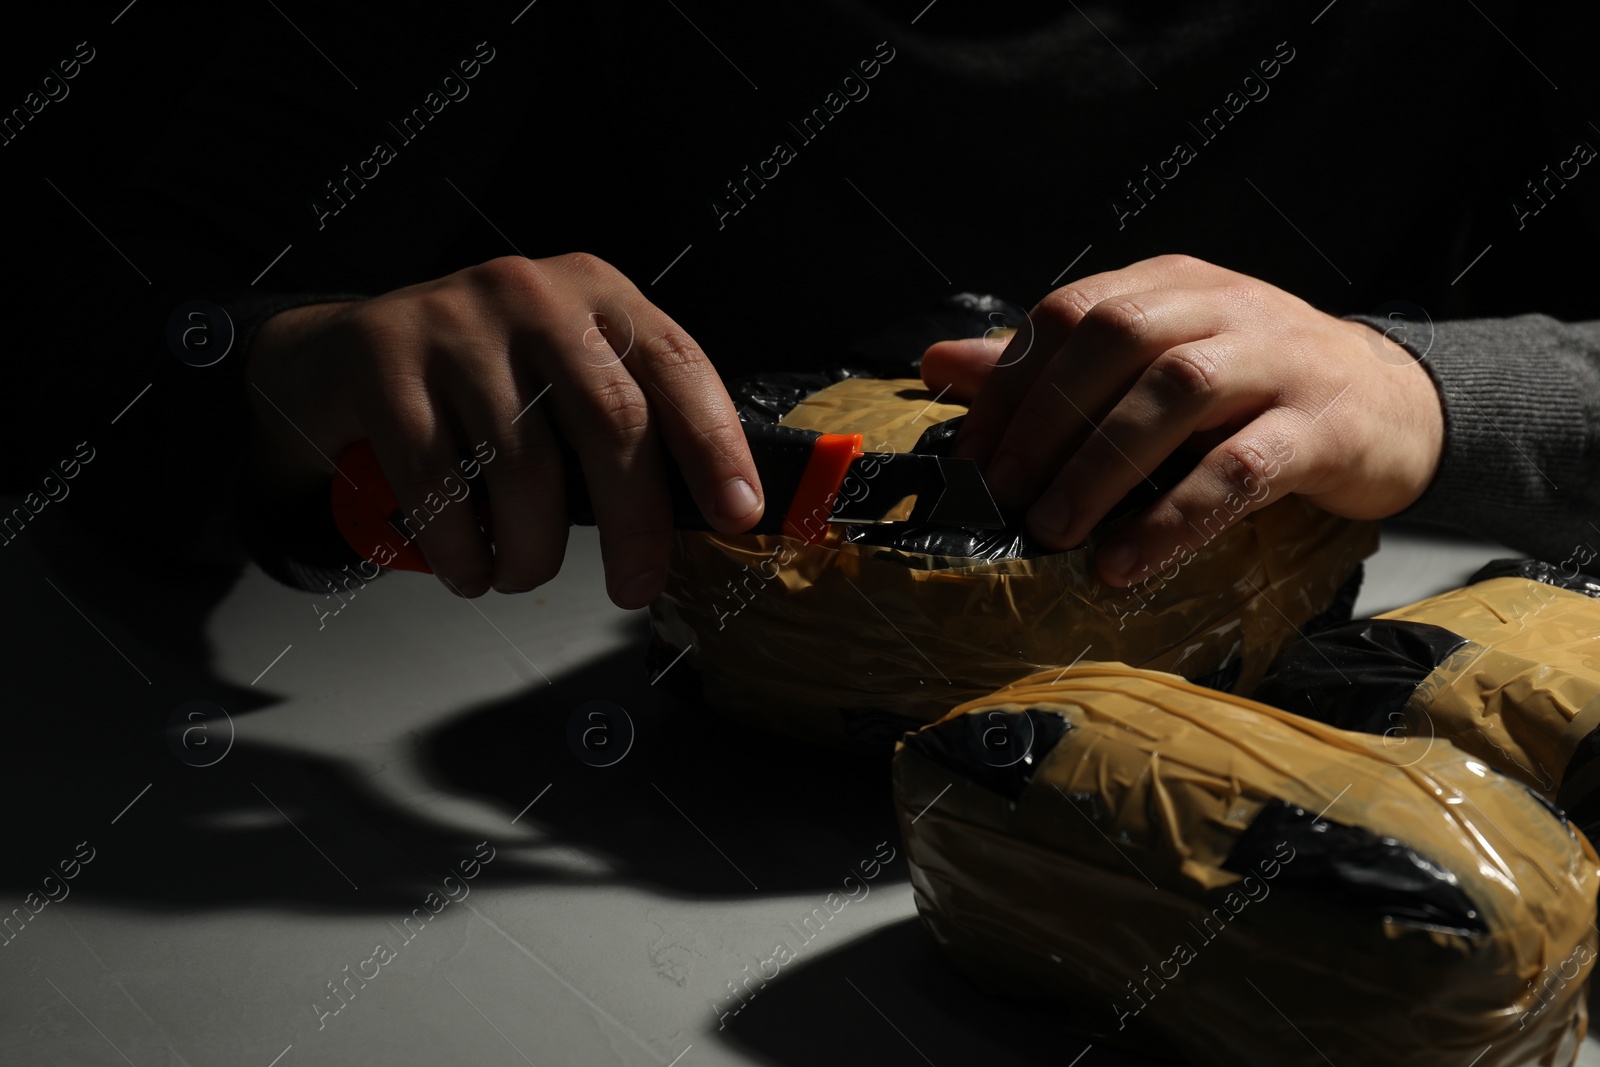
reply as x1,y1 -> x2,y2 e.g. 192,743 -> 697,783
3,0 -> 1598,548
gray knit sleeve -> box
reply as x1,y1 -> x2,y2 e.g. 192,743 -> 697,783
1346,313 -> 1600,572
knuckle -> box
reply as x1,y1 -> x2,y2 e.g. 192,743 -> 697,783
469,257 -> 564,315
472,255 -> 544,291
583,377 -> 653,439
1082,297 -> 1152,341
553,250 -> 612,277
1225,282 -> 1281,328
1036,286 -> 1097,329
1136,499 -> 1210,559
1144,497 -> 1194,538
694,418 -> 747,460
1145,346 -> 1218,404
1158,252 -> 1236,291
1213,440 -> 1274,497
637,330 -> 709,373
1154,252 -> 1205,274
1222,278 -> 1267,310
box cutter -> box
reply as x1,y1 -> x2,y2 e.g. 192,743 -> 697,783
330,421 -> 1005,574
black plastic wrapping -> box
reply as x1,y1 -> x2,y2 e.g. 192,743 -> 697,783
1222,798 -> 1489,937
1254,559 -> 1600,839
1251,620 -> 1469,732
726,364 -> 1209,562
900,708 -> 1072,802
727,366 -> 1052,560
1469,558 -> 1600,600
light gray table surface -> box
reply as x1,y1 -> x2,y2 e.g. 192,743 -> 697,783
0,510 -> 1593,1067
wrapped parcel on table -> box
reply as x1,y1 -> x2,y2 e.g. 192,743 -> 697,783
891,663 -> 1599,1066
650,373 -> 1377,749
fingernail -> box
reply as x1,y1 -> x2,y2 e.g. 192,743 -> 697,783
618,570 -> 666,608
440,574 -> 486,598
717,476 -> 761,522
986,453 -> 1025,504
1028,488 -> 1073,543
1098,540 -> 1139,586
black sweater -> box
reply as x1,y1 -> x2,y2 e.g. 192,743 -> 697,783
5,0 -> 1599,580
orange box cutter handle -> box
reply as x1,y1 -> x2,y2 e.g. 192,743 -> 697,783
330,439 -> 455,573
330,430 -> 865,573
780,433 -> 863,543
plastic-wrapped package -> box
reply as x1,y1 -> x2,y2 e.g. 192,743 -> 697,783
649,373 -> 1378,750
892,664 -> 1600,1067
1254,561 -> 1600,831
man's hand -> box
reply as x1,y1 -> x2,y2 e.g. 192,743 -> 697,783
247,254 -> 763,607
921,254 -> 1444,587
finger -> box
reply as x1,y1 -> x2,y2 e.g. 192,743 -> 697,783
983,286 -> 1232,508
476,253 -> 746,607
590,282 -> 763,534
449,364 -> 569,594
538,337 -> 675,610
957,254 -> 1228,466
362,386 -> 495,598
1026,332 -> 1278,549
1093,410 -> 1306,588
920,336 -> 1010,403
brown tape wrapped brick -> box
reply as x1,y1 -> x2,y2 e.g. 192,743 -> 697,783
893,664 -> 1600,1066
650,376 -> 1378,750
1253,564 -> 1600,831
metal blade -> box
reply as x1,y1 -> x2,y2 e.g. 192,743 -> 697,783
923,454 -> 1005,528
828,452 -> 1006,529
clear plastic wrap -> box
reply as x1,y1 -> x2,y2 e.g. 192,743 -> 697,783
893,665 -> 1600,1066
650,374 -> 1378,749
1255,566 -> 1600,831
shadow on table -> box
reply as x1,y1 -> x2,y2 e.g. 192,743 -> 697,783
419,627 -> 907,899
0,514 -> 546,913
0,507 -> 901,916
713,917 -> 1174,1067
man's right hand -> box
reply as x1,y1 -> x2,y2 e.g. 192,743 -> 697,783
247,254 -> 764,607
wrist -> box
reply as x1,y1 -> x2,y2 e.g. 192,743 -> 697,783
246,301 -> 361,495
1342,318 -> 1445,513
1393,357 -> 1445,511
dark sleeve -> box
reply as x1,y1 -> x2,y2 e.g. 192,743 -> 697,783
1347,312 -> 1600,571
5,3 -> 536,589
223,291 -> 374,594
